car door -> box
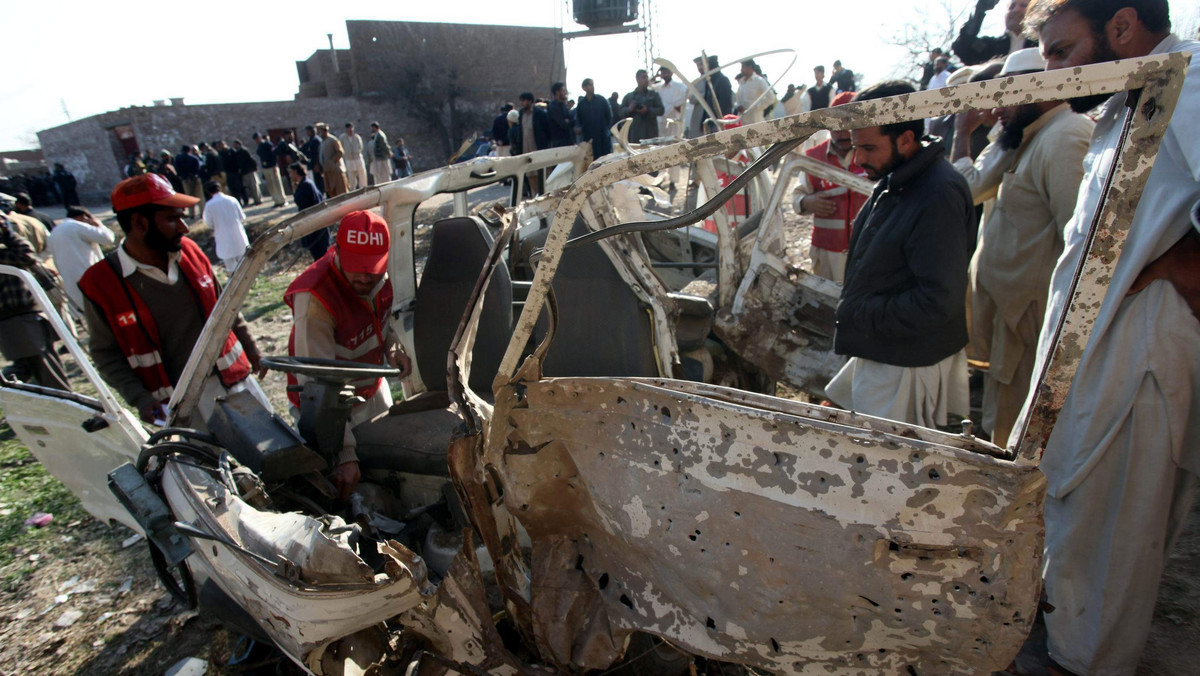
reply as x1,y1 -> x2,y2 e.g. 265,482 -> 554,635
0,265 -> 147,533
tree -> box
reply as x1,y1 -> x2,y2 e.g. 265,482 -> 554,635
887,0 -> 975,84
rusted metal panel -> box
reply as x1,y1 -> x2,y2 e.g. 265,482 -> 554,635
488,377 -> 1044,674
1013,53 -> 1191,460
449,55 -> 1188,675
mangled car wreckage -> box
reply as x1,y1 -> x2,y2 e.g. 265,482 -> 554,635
0,53 -> 1189,675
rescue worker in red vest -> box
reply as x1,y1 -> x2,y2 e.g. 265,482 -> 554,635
285,210 -> 412,499
792,91 -> 870,284
79,174 -> 270,425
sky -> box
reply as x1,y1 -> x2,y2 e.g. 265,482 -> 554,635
2,0 -> 1197,151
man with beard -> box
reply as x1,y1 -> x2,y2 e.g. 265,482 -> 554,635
1016,2 -> 1200,674
825,80 -> 975,429
576,78 -> 613,159
950,48 -> 1093,445
285,211 -> 412,499
79,174 -> 269,424
792,91 -> 869,283
953,0 -> 1038,65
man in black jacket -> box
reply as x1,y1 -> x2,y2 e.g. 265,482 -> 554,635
691,55 -> 733,135
952,0 -> 1037,65
826,80 -> 975,429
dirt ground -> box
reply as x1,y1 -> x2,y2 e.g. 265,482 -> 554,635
1,184 -> 1198,675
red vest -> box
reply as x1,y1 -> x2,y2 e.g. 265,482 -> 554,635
284,248 -> 394,406
805,139 -> 869,252
78,238 -> 251,406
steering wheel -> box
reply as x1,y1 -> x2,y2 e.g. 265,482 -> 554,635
260,356 -> 400,382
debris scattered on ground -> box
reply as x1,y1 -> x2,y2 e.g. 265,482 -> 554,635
24,512 -> 53,528
165,656 -> 209,676
121,533 -> 144,548
54,609 -> 83,628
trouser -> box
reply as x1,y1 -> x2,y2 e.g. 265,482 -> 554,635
980,304 -> 1039,445
301,229 -> 331,261
281,169 -> 294,196
346,160 -> 367,191
370,160 -> 392,186
262,166 -> 285,206
222,256 -> 243,272
182,177 -> 203,218
810,248 -> 847,284
1044,376 -> 1198,675
323,169 -> 348,197
0,313 -> 70,391
242,172 -> 262,205
227,171 -> 245,203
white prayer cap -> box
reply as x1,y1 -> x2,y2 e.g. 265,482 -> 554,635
1000,48 -> 1047,76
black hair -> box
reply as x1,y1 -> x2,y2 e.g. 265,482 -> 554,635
519,92 -> 535,102
635,69 -> 648,78
581,78 -> 593,88
1025,0 -> 1170,39
115,204 -> 166,234
66,206 -> 90,219
180,144 -> 190,153
852,80 -> 925,143
204,181 -> 221,196
551,82 -> 566,95
289,162 -> 307,177
305,125 -> 316,133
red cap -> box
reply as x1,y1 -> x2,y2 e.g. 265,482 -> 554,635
110,173 -> 199,212
831,91 -> 856,107
336,211 -> 390,275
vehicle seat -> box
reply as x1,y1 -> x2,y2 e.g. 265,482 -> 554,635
528,217 -> 659,377
412,216 -> 512,394
355,216 -> 512,477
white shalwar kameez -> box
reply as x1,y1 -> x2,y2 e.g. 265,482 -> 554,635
1008,35 -> 1200,676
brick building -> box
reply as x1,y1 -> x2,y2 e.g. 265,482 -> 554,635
37,20 -> 565,203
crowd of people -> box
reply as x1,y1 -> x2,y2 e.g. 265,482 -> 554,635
118,121 -> 413,214
0,1 -> 1196,675
481,54 -> 861,170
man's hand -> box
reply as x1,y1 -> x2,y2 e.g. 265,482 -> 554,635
387,349 -> 413,379
800,194 -> 838,218
334,460 -> 361,500
955,108 -> 992,136
138,400 -> 166,424
246,350 -> 269,379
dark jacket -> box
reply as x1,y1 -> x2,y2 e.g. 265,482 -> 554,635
952,6 -> 1037,65
834,140 -> 974,367
576,94 -> 613,158
620,88 -> 665,143
176,153 -> 201,180
220,148 -> 240,176
511,107 -> 551,153
693,72 -> 734,134
234,147 -> 257,174
491,113 -> 510,145
830,69 -> 856,93
256,140 -> 277,168
203,150 -> 222,178
293,177 -> 323,212
548,99 -> 576,147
